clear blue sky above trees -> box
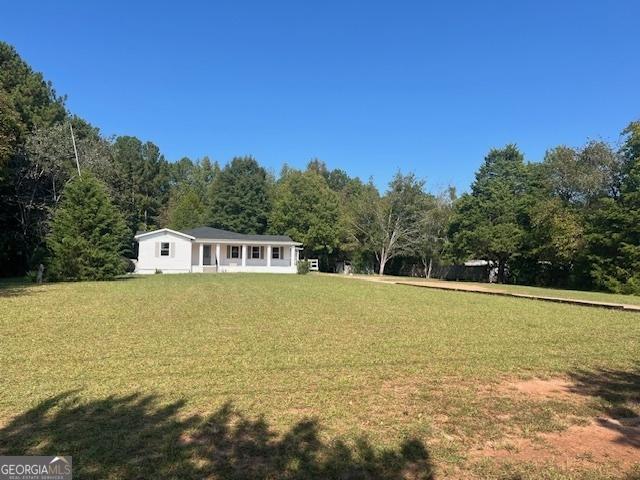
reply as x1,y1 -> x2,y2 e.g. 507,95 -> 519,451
3,0 -> 638,192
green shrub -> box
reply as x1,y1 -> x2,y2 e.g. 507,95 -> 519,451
46,175 -> 129,281
297,260 -> 310,275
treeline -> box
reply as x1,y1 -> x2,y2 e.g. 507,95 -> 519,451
1,42 -> 639,293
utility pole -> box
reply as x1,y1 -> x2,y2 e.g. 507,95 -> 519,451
70,122 -> 81,176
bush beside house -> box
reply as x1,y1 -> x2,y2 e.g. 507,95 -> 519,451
46,175 -> 129,281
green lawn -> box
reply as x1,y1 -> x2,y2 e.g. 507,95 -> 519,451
1,274 -> 638,479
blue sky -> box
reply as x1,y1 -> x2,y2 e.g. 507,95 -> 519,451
2,1 -> 639,192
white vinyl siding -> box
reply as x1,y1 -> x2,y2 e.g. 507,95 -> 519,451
136,232 -> 192,273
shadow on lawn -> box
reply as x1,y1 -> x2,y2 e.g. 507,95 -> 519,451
0,275 -> 142,298
0,392 -> 434,480
0,278 -> 40,298
568,364 -> 640,448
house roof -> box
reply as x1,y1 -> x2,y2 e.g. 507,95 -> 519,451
185,226 -> 301,244
134,226 -> 301,244
182,226 -> 297,243
134,228 -> 196,240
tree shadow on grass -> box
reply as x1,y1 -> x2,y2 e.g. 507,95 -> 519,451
0,392 -> 434,480
0,278 -> 35,296
0,275 -> 142,298
568,364 -> 640,448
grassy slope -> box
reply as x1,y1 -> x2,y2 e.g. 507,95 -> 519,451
1,274 -> 638,479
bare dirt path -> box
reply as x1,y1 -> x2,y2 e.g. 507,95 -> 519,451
327,274 -> 640,313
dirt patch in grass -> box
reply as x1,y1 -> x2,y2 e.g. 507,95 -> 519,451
476,376 -> 640,472
479,417 -> 640,469
507,377 -> 577,398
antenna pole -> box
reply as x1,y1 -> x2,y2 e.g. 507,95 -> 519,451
70,122 -> 81,176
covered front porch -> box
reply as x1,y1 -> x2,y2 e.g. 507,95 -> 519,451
190,242 -> 300,273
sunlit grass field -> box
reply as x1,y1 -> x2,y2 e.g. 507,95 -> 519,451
1,274 -> 638,479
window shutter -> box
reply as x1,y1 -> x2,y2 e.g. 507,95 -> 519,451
260,246 -> 264,259
155,242 -> 159,257
227,245 -> 230,258
170,242 -> 175,258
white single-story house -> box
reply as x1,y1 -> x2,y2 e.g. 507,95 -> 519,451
134,226 -> 302,274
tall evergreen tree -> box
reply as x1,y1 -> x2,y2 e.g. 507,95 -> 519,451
47,175 -> 129,281
111,136 -> 170,233
208,156 -> 271,234
448,145 -> 530,283
0,42 -> 68,276
0,42 -> 66,137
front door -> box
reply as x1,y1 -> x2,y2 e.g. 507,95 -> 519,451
203,245 -> 211,266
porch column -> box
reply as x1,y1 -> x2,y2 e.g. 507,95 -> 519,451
199,243 -> 204,267
241,245 -> 247,267
290,246 -> 296,266
267,245 -> 272,267
215,243 -> 221,267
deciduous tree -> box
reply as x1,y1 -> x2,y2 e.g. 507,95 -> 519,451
352,173 -> 425,275
415,187 -> 455,278
166,187 -> 209,231
584,122 -> 640,293
269,170 -> 342,258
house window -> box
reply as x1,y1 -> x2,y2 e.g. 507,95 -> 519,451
231,246 -> 240,259
160,242 -> 170,256
272,247 -> 281,259
251,246 -> 261,259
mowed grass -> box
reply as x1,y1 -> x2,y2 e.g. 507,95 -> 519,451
1,274 -> 639,479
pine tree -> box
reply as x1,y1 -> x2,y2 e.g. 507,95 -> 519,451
47,175 -> 129,281
208,157 -> 271,234
448,145 -> 531,283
